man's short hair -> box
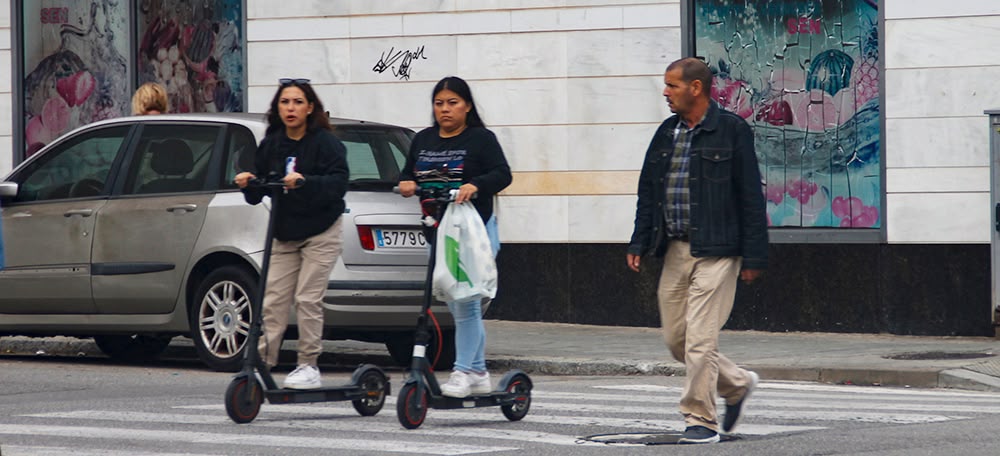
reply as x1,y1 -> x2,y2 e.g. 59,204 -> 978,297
666,58 -> 713,99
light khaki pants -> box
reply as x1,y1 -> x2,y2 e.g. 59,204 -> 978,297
657,240 -> 753,431
258,218 -> 343,367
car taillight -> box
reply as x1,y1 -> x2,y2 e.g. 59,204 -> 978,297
357,226 -> 375,250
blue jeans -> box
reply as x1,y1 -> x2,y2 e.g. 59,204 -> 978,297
447,215 -> 499,373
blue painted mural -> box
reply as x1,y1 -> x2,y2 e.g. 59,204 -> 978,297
695,0 -> 880,228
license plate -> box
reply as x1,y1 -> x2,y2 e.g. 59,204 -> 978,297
374,228 -> 427,249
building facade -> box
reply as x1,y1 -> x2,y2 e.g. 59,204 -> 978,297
2,1 -> 998,336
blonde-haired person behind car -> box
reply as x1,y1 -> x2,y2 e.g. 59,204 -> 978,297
233,78 -> 349,389
131,82 -> 169,115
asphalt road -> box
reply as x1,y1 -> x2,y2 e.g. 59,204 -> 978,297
2,353 -> 1000,455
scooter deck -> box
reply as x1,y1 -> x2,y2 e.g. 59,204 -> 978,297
266,383 -> 391,405
427,390 -> 523,409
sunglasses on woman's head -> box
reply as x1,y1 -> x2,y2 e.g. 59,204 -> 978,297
279,78 -> 311,85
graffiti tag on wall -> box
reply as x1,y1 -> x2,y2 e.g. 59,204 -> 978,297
372,46 -> 427,81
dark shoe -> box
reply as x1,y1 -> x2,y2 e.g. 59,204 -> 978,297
722,370 -> 759,434
678,425 -> 720,444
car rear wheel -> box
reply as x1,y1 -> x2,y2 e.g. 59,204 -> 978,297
190,265 -> 258,371
93,334 -> 173,362
385,329 -> 455,371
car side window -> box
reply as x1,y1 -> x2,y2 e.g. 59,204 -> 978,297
334,127 -> 411,183
344,141 -> 380,180
12,126 -> 130,203
221,126 -> 257,190
123,124 -> 220,195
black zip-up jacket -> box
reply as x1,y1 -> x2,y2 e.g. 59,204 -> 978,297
242,129 -> 349,241
628,101 -> 768,270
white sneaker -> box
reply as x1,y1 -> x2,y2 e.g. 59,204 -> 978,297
468,371 -> 492,395
440,370 -> 471,397
283,364 -> 321,390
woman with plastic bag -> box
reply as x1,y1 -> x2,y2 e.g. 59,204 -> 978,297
398,76 -> 512,397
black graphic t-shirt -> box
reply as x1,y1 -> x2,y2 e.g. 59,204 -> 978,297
400,126 -> 512,222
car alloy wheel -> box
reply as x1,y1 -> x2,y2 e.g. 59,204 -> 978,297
191,265 -> 257,371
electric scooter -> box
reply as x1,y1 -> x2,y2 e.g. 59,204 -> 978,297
394,186 -> 532,430
224,174 -> 390,424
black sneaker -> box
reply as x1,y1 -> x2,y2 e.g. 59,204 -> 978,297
722,371 -> 759,434
678,425 -> 720,444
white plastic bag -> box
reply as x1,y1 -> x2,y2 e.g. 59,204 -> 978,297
432,202 -> 497,302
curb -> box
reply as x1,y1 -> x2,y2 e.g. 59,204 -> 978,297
3,336 -> 999,392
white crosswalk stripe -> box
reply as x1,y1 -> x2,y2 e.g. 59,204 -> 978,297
4,381 -> 997,455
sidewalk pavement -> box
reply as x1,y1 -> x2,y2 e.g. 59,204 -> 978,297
3,320 -> 1000,392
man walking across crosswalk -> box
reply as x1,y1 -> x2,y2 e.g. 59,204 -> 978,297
626,57 -> 768,444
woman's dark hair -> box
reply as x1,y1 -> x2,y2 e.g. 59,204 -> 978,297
431,76 -> 485,128
265,80 -> 333,135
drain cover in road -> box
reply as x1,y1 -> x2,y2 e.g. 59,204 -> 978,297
582,432 -> 737,445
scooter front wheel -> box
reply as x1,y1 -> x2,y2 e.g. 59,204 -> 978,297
500,373 -> 532,421
225,376 -> 263,424
396,383 -> 428,429
351,366 -> 388,416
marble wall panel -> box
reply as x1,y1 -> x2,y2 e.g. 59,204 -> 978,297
565,123 -> 660,171
885,67 -> 1000,119
622,2 -> 680,28
886,192 -> 991,243
490,125 -> 569,172
567,195 -> 635,242
566,77 -> 663,124
0,92 -> 9,137
885,17 -> 1000,69
885,117 -> 988,168
472,79 -> 569,126
496,195 -> 569,242
405,10 -> 513,36
0,49 -> 9,92
248,17 -> 350,41
247,41 -> 350,87
457,32 -> 567,80
0,138 -> 11,175
350,15 -> 404,38
336,81 -> 437,129
886,167 -> 989,194
512,6 -> 624,32
566,28 -> 680,77
885,0 -> 1000,19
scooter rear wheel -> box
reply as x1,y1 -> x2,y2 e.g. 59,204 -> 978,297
396,383 -> 428,429
351,367 -> 388,416
500,373 -> 532,421
225,376 -> 263,424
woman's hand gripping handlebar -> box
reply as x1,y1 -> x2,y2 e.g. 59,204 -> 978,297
235,172 -> 305,190
396,180 -> 478,204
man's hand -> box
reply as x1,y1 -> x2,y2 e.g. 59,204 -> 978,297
626,253 -> 641,272
398,180 -> 417,197
741,269 -> 763,284
234,172 -> 256,189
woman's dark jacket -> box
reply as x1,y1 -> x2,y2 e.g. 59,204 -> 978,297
242,128 -> 349,241
399,126 -> 512,223
628,101 -> 768,270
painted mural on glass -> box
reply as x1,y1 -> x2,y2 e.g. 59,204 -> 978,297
22,1 -> 130,158
695,0 -> 880,228
137,0 -> 244,114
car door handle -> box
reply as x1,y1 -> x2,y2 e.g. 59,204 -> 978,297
167,204 -> 197,213
64,209 -> 94,217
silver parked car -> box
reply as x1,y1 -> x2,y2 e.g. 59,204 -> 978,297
0,113 -> 470,370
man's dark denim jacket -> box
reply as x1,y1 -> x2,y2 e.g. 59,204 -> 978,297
628,101 -> 768,270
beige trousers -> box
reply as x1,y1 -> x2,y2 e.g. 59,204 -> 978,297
657,240 -> 754,431
258,218 -> 343,367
